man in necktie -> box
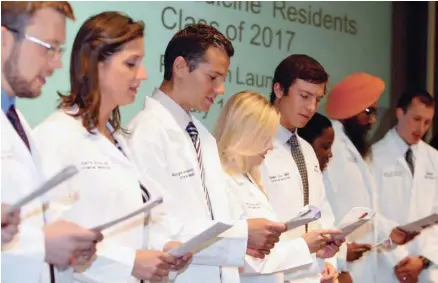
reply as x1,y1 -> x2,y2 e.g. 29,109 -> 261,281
260,54 -> 345,283
1,2 -> 102,282
127,23 -> 287,283
370,90 -> 437,283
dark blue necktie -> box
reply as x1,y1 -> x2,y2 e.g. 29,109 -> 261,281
7,105 -> 30,151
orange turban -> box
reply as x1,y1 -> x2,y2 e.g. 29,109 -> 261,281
325,73 -> 385,120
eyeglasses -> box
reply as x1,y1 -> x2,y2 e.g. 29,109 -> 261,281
364,107 -> 377,116
4,26 -> 65,58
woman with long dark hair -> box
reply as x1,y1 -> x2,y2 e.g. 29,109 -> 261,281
34,11 -> 190,283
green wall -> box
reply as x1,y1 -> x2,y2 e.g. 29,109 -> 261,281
17,1 -> 392,130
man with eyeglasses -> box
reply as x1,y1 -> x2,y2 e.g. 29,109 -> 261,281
1,2 -> 102,282
322,73 -> 419,283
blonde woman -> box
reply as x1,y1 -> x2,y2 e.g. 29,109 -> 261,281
214,91 -> 343,283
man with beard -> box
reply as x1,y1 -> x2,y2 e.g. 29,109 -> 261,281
1,2 -> 102,282
322,73 -> 418,283
322,72 -> 385,283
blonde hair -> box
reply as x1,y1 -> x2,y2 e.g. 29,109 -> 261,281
214,91 -> 280,192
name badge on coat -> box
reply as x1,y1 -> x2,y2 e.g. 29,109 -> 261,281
80,160 -> 111,170
347,155 -> 358,163
245,200 -> 262,210
172,168 -> 195,180
383,170 -> 403,178
1,147 -> 14,160
313,164 -> 321,174
268,172 -> 291,183
425,172 -> 436,180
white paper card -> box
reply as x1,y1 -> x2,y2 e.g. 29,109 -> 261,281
285,205 -> 322,231
168,221 -> 233,257
6,165 -> 79,213
90,196 -> 163,232
398,213 -> 438,234
334,207 -> 375,239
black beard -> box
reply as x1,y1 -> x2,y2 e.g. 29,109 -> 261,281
343,117 -> 371,158
4,47 -> 36,98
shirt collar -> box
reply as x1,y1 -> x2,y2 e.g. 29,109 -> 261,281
152,88 -> 193,131
390,127 -> 418,157
276,124 -> 298,145
1,88 -> 15,113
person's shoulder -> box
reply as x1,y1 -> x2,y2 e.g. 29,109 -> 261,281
33,109 -> 80,139
127,109 -> 165,142
371,130 -> 392,151
420,140 -> 438,158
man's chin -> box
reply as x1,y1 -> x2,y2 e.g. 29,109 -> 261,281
16,91 -> 41,99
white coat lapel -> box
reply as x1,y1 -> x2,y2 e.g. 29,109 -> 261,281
145,97 -> 202,188
17,111 -> 45,179
409,142 -> 433,219
340,127 -> 375,193
104,123 -> 137,171
235,174 -> 274,215
1,112 -> 36,171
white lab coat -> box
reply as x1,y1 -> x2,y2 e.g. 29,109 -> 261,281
1,111 -> 48,283
225,173 -> 314,283
260,126 -> 343,283
371,128 -> 438,282
323,120 -> 387,283
126,92 -> 249,283
33,108 -> 152,283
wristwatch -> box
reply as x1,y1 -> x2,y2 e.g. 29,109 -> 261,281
419,255 -> 432,269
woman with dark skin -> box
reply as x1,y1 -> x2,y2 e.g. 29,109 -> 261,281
298,112 -> 335,171
299,113 -> 355,283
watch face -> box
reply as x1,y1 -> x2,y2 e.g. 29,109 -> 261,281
420,256 -> 431,269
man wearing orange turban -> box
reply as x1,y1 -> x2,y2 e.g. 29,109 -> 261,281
322,73 -> 418,283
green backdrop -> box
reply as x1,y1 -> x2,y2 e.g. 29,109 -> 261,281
17,1 -> 392,130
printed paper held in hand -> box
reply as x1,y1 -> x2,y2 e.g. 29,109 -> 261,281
91,196 -> 163,232
397,213 -> 438,234
6,165 -> 80,214
168,221 -> 233,257
285,205 -> 321,231
334,207 -> 375,239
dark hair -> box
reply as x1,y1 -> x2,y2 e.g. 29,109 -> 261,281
58,11 -> 144,134
430,134 -> 438,151
270,54 -> 328,104
298,112 -> 332,144
396,89 -> 435,112
163,24 -> 234,81
1,1 -> 74,38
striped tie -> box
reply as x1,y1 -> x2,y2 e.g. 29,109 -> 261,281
186,122 -> 214,220
7,105 -> 30,151
405,147 -> 414,176
288,134 -> 309,231
113,135 -> 150,203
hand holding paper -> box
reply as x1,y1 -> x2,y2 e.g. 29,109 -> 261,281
43,220 -> 103,269
346,242 -> 372,262
302,229 -> 343,254
1,203 -> 20,244
247,218 -> 286,256
132,249 -> 178,281
284,205 -> 321,231
163,241 -> 192,270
